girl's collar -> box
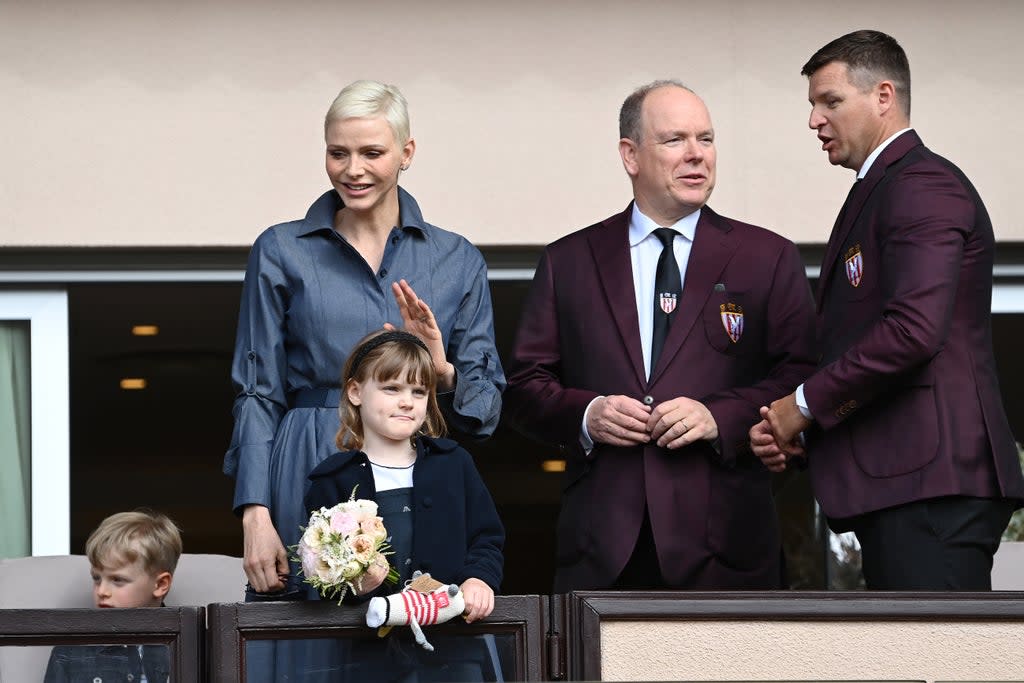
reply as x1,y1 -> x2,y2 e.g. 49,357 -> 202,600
414,435 -> 459,456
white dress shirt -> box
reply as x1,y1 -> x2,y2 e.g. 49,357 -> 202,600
580,203 -> 701,449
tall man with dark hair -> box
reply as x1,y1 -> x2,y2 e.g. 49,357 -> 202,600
752,30 -> 1024,590
506,81 -> 816,592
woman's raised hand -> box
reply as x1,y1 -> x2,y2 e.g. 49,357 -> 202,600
387,279 -> 455,390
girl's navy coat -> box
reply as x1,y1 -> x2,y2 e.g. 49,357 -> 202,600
303,436 -> 504,593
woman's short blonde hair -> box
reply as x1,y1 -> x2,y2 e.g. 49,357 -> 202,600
85,509 -> 183,575
325,80 -> 411,145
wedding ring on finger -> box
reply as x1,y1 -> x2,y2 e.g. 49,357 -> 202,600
680,420 -> 689,433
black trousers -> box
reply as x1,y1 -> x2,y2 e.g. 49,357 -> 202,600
612,508 -> 668,590
847,495 -> 1014,590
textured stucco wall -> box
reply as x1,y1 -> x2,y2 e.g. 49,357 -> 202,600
3,1 -> 1023,247
601,619 -> 1024,681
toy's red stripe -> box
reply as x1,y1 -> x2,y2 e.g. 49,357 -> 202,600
397,589 -> 447,626
400,590 -> 415,625
425,593 -> 438,624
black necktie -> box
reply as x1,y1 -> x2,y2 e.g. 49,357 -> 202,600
651,227 -> 681,371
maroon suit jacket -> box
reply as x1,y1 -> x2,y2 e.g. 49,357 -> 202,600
505,203 -> 816,592
805,130 -> 1024,525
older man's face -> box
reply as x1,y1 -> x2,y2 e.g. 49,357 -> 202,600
621,86 -> 716,226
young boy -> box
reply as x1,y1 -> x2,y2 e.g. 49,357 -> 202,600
44,509 -> 183,683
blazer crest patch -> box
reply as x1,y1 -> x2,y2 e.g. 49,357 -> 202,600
720,303 -> 744,343
844,244 -> 863,288
660,292 -> 677,314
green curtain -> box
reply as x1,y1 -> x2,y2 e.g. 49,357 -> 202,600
0,322 -> 31,558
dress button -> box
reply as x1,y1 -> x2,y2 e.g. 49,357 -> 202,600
247,351 -> 256,360
392,236 -> 400,244
379,268 -> 388,278
643,395 -> 654,405
422,497 -> 433,508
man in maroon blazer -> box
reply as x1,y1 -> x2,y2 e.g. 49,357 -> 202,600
752,30 -> 1024,590
504,81 -> 817,592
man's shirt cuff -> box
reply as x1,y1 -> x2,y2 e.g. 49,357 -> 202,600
795,384 -> 814,421
579,396 -> 603,453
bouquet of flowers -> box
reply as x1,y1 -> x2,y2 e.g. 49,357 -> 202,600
293,489 -> 399,604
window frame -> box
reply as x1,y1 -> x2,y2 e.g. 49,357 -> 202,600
0,289 -> 70,555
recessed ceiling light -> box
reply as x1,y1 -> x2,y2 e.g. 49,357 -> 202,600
120,378 -> 147,390
541,459 -> 566,473
132,325 -> 159,336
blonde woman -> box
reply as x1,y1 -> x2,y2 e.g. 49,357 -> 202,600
225,80 -> 504,597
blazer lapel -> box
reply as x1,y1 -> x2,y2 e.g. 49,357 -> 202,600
816,179 -> 861,305
650,206 -> 736,381
587,204 -> 647,387
815,130 -> 923,309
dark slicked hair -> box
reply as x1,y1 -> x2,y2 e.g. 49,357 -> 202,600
801,30 -> 911,116
619,79 -> 693,142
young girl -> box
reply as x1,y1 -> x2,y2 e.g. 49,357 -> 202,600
303,329 -> 504,623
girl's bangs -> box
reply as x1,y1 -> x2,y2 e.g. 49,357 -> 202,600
369,344 -> 434,387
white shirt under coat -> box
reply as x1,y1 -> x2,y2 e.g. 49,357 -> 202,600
580,203 -> 700,450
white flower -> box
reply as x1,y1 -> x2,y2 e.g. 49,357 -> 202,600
316,555 -> 344,584
301,517 -> 331,551
350,498 -> 379,523
340,560 -> 363,581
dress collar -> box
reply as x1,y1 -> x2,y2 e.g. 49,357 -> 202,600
297,186 -> 430,238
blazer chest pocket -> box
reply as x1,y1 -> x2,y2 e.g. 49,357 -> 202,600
703,290 -> 755,355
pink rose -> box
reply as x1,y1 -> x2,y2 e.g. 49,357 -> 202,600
330,510 -> 359,536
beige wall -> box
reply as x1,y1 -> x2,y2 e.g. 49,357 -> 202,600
602,619 -> 1024,681
3,0 -> 1022,247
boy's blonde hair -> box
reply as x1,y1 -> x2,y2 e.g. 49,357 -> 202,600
336,330 -> 446,451
85,510 -> 183,575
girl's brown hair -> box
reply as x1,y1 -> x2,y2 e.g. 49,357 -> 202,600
336,330 -> 446,450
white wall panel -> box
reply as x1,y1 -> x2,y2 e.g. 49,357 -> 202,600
2,0 -> 1021,246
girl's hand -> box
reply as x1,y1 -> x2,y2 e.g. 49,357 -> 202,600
459,577 -> 494,623
387,279 -> 455,390
353,555 -> 390,596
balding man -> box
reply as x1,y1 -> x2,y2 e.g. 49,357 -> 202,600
506,81 -> 816,591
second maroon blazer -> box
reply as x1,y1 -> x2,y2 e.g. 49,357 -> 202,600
805,130 -> 1024,524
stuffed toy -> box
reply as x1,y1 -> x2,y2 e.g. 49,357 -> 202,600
365,572 -> 466,651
